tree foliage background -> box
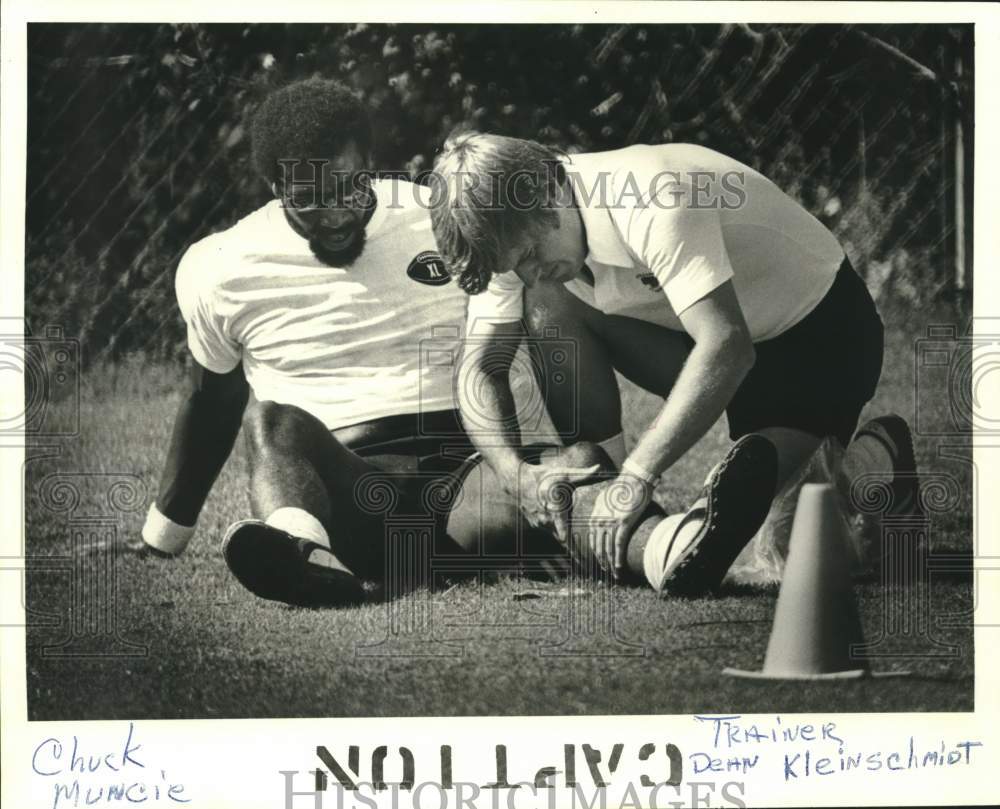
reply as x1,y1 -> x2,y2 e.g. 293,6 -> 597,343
24,23 -> 973,363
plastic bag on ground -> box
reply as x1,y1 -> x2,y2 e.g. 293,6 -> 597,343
724,437 -> 880,585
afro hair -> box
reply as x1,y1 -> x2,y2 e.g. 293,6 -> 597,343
250,78 -> 373,184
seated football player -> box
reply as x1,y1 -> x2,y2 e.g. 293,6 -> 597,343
429,132 -> 919,592
136,80 -> 612,606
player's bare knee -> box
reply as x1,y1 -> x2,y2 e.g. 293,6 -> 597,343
243,401 -> 320,454
242,402 -> 274,456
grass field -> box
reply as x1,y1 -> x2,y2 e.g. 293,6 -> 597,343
24,300 -> 975,719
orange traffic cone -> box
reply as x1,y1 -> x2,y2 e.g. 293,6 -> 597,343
725,483 -> 904,680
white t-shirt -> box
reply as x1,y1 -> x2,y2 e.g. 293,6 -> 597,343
466,144 -> 844,341
175,179 -> 467,430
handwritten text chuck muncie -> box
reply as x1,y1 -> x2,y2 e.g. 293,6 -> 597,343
32,723 -> 190,808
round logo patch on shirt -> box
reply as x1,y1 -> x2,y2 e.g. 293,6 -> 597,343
406,251 -> 452,286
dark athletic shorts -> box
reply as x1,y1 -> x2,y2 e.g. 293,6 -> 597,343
725,258 -> 884,446
332,408 -> 477,525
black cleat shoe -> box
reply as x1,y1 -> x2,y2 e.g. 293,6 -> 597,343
221,520 -> 365,608
658,434 -> 779,597
852,414 -> 922,518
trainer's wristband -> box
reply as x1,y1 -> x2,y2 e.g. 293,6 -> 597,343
621,457 -> 660,488
141,503 -> 195,556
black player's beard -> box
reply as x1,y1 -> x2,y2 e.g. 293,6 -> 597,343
308,227 -> 367,267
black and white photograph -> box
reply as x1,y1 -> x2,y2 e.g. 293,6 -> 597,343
2,3 -> 997,808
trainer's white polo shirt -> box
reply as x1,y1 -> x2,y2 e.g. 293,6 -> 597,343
466,144 -> 845,341
175,179 -> 467,431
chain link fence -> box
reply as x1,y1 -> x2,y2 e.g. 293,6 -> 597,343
24,22 -> 973,365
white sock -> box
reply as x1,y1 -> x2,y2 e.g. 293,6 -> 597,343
265,508 -> 348,571
266,507 -> 329,545
598,433 -> 627,468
